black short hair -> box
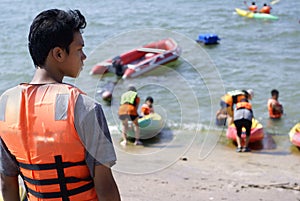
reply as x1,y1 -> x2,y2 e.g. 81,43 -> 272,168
128,86 -> 137,92
28,9 -> 86,68
271,89 -> 279,96
145,96 -> 154,103
242,90 -> 249,99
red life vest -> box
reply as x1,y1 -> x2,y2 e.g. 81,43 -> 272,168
0,83 -> 97,201
141,103 -> 151,115
260,6 -> 271,14
268,98 -> 282,119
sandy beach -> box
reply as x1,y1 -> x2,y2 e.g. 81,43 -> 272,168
113,133 -> 300,201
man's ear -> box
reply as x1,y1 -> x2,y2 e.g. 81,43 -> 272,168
52,47 -> 65,62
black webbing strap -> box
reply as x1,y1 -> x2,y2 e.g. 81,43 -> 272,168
19,159 -> 87,170
55,155 -> 70,201
22,175 -> 92,185
19,155 -> 94,200
26,181 -> 94,199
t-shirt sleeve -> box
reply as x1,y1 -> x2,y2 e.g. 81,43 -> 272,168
0,138 -> 20,176
74,94 -> 117,177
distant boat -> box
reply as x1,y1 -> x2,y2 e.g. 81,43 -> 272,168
196,34 -> 220,45
235,8 -> 279,20
90,38 -> 181,79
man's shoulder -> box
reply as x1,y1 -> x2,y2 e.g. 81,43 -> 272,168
75,94 -> 102,112
268,98 -> 276,105
1,85 -> 21,96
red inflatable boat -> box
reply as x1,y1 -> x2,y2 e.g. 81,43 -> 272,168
226,118 -> 264,143
90,38 -> 181,79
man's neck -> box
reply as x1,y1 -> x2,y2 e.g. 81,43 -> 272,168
30,68 -> 63,84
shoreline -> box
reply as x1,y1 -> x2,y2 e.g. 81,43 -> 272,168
113,132 -> 300,201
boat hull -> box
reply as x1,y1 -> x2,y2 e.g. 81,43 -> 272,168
289,123 -> 300,147
226,118 -> 264,143
235,8 -> 279,20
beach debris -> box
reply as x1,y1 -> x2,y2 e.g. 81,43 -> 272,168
180,157 -> 188,161
245,182 -> 300,191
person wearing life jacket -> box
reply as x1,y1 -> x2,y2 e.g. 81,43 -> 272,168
244,1 -> 258,12
112,56 -> 127,77
0,9 -> 120,201
216,108 -> 228,126
260,3 -> 272,14
141,96 -> 154,116
118,86 -> 143,146
267,89 -> 283,119
220,89 -> 254,124
234,98 -> 254,152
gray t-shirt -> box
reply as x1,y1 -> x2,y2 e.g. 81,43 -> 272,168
0,94 -> 116,177
234,108 -> 253,121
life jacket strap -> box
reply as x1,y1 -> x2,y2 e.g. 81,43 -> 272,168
19,155 -> 94,201
22,175 -> 92,186
26,181 -> 94,200
18,158 -> 87,170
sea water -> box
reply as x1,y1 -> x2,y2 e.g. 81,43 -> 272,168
0,0 -> 299,173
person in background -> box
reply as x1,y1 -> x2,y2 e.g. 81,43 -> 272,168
141,96 -> 154,116
267,89 -> 283,119
216,108 -> 228,126
119,86 -> 143,146
220,89 -> 254,125
260,3 -> 272,14
112,56 -> 126,77
244,1 -> 258,12
0,9 -> 120,201
234,98 -> 254,152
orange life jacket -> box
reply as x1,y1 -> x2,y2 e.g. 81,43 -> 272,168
260,6 -> 271,14
268,98 -> 282,119
249,5 -> 258,12
236,101 -> 252,110
221,92 -> 247,107
0,83 -> 97,201
141,103 -> 151,115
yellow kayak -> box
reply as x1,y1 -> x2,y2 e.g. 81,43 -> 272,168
235,8 -> 279,20
289,123 -> 300,147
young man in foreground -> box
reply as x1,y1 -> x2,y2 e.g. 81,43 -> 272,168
0,9 -> 120,201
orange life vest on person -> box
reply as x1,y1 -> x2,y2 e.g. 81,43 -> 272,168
0,83 -> 97,201
249,5 -> 258,12
236,101 -> 252,110
268,98 -> 282,119
221,91 -> 247,107
141,103 -> 151,115
260,6 -> 271,14
141,103 -> 154,116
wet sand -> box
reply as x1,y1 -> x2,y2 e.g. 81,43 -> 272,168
113,132 -> 300,201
